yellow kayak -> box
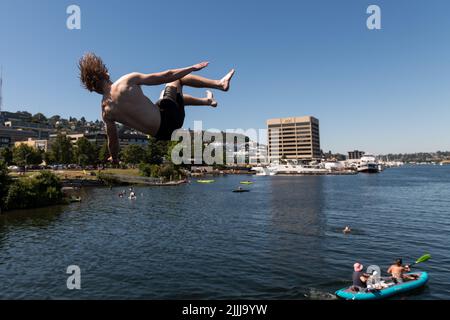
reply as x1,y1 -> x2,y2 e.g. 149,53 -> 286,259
197,180 -> 215,184
240,181 -> 254,185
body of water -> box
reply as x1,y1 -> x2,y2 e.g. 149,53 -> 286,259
0,166 -> 449,299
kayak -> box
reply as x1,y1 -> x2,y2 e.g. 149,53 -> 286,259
240,181 -> 254,185
335,272 -> 428,300
233,189 -> 250,193
197,180 -> 215,184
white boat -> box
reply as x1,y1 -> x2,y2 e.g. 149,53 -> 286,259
357,154 -> 380,173
251,166 -> 274,176
252,161 -> 330,175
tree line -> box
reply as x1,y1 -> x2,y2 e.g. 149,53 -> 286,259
0,134 -> 177,168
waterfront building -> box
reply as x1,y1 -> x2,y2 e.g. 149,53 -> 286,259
4,119 -> 54,139
0,136 -> 10,148
65,132 -> 107,147
118,132 -> 149,148
63,131 -> 148,149
0,127 -> 38,147
348,150 -> 365,160
0,111 -> 33,122
14,138 -> 50,152
267,116 -> 321,163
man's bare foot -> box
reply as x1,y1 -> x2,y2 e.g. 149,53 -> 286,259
219,69 -> 235,92
207,90 -> 218,108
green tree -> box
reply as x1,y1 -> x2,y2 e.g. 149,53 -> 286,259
145,138 -> 167,165
98,143 -> 109,164
165,141 -> 180,164
43,151 -> 55,165
0,147 -> 13,165
0,161 -> 11,211
74,137 -> 96,167
121,144 -> 146,166
12,144 -> 43,167
4,171 -> 63,211
49,115 -> 61,123
50,134 -> 74,164
32,112 -> 48,123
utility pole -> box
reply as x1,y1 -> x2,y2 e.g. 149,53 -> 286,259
0,66 -> 3,126
0,66 -> 3,113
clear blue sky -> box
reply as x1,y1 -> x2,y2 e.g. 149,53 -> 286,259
1,0 -> 450,154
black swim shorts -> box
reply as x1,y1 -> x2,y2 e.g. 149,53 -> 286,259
154,86 -> 185,141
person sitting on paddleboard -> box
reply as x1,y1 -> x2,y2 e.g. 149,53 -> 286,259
352,263 -> 370,291
387,258 -> 419,283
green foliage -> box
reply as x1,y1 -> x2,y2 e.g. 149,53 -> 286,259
31,113 -> 48,123
121,144 -> 146,166
3,171 -> 63,211
145,138 -> 167,165
43,151 -> 55,165
97,172 -> 120,186
50,134 -> 73,164
0,161 -> 11,210
165,141 -> 180,164
139,163 -> 161,178
12,144 -> 43,166
98,143 -> 109,164
139,163 -> 185,181
74,137 -> 97,167
0,147 -> 13,165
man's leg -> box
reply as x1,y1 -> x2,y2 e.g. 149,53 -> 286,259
184,91 -> 218,108
180,69 -> 235,92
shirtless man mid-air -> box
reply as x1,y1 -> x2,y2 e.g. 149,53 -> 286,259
78,53 -> 235,163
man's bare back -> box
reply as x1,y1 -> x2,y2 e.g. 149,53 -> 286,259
102,74 -> 161,136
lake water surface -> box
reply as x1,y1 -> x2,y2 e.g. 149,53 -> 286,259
0,166 -> 449,299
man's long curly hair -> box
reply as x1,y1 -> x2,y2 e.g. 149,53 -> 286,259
78,53 -> 110,94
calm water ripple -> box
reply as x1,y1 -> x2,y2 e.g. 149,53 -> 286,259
0,166 -> 449,299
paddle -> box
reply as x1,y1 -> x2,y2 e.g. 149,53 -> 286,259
379,254 -> 431,281
408,254 -> 431,268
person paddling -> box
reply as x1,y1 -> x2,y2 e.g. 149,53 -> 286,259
387,258 -> 419,283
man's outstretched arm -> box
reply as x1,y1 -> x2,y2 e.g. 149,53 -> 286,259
129,62 -> 209,86
105,120 -> 120,163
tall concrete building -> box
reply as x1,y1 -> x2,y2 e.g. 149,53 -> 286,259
348,150 -> 365,160
267,116 -> 321,163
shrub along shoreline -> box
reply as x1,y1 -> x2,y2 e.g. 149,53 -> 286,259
1,163 -> 65,213
0,161 -> 188,213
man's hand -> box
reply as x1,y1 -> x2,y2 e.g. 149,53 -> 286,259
192,61 -> 209,71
